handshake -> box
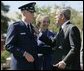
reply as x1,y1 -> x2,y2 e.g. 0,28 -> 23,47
53,61 -> 66,70
23,51 -> 34,62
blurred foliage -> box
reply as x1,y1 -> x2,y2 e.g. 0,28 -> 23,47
1,2 -> 83,33
35,5 -> 83,32
71,8 -> 83,30
1,2 -> 10,34
1,50 -> 10,63
35,6 -> 83,33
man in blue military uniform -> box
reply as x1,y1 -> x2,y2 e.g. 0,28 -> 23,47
5,2 -> 38,70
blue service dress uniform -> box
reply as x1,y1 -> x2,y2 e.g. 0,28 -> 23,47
5,21 -> 38,70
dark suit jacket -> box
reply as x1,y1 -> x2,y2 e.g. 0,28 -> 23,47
39,22 -> 81,70
5,21 -> 38,70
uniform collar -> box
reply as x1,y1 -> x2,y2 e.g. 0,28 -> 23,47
22,19 -> 31,27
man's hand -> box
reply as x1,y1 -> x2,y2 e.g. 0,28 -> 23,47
23,51 -> 34,62
53,61 -> 66,69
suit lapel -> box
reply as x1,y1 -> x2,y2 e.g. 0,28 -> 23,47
62,22 -> 71,38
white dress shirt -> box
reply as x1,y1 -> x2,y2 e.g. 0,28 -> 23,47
61,20 -> 70,29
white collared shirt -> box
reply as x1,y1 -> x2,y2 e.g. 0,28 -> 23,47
22,19 -> 32,32
22,19 -> 31,27
37,29 -> 44,45
61,20 -> 70,29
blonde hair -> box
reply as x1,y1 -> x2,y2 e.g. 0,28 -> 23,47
36,14 -> 50,28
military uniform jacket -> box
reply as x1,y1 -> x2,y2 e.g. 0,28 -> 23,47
5,21 -> 38,70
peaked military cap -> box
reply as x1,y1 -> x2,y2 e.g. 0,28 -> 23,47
18,2 -> 36,13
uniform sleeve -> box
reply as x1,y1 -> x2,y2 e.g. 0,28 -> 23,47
63,26 -> 81,63
5,24 -> 25,56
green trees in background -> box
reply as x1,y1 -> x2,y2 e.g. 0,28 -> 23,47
1,2 -> 10,64
1,2 -> 10,34
1,2 -> 83,34
35,5 -> 83,32
1,50 -> 10,63
71,8 -> 83,30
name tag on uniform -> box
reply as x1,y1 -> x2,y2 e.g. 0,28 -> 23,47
20,32 -> 26,35
58,46 -> 63,49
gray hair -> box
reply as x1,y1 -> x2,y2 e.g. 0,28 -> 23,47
61,9 -> 71,20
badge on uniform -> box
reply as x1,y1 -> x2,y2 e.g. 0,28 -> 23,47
20,32 -> 26,35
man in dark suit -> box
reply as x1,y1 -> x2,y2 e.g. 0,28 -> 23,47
39,9 -> 81,70
5,2 -> 38,70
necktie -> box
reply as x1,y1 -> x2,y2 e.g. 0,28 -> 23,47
29,24 -> 32,33
59,27 -> 62,32
27,24 -> 32,33
59,28 -> 64,38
